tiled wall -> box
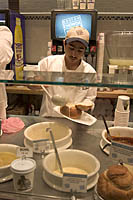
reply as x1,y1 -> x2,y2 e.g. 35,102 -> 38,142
0,0 -> 19,11
95,0 -> 133,12
24,13 -> 133,72
19,0 -> 133,12
19,0 -> 57,12
16,0 -> 133,69
24,18 -> 51,64
0,0 -> 8,9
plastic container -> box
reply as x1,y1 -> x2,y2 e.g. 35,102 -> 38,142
116,95 -> 130,112
96,33 -> 105,81
105,31 -> 133,66
114,109 -> 130,127
114,95 -> 130,127
10,158 -> 36,192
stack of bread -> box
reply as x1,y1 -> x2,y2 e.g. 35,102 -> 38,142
60,101 -> 93,119
97,164 -> 133,200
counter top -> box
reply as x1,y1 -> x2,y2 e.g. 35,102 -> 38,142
0,115 -> 119,200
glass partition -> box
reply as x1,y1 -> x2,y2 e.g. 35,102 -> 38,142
0,70 -> 133,89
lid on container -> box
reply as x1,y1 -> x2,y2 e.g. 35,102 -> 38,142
118,95 -> 130,101
10,158 -> 36,174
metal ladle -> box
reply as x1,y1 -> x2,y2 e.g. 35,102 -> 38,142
41,85 -> 68,106
46,128 -> 63,174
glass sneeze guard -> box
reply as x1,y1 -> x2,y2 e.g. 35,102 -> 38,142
0,70 -> 133,88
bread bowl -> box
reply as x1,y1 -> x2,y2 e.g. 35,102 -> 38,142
97,165 -> 133,200
60,103 -> 82,119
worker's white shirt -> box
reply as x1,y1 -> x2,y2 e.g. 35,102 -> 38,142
38,54 -> 97,117
0,26 -> 13,119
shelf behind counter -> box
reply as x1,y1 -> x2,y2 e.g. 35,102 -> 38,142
6,85 -> 133,99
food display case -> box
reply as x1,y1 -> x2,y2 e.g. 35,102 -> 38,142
0,71 -> 133,200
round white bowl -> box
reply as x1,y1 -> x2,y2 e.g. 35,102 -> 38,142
42,149 -> 100,192
24,122 -> 72,153
102,126 -> 133,145
101,126 -> 133,155
0,144 -> 18,178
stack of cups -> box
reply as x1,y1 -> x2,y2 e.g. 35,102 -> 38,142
114,95 -> 130,127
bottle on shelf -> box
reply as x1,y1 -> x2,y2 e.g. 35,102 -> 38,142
47,41 -> 52,56
14,17 -> 24,80
87,0 -> 95,9
72,0 -> 79,9
79,0 -> 86,9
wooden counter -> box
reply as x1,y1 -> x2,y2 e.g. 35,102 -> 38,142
6,85 -> 43,95
6,85 -> 133,99
97,89 -> 133,99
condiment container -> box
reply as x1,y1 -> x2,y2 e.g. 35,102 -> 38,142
114,95 -> 130,127
72,0 -> 79,9
10,158 -> 36,192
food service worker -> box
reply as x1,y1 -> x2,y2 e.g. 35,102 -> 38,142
38,26 -> 97,117
0,26 -> 13,120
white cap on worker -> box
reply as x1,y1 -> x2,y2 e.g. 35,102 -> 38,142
65,26 -> 89,47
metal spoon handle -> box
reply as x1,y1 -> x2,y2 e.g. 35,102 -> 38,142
46,128 -> 63,174
41,85 -> 52,99
101,115 -> 112,140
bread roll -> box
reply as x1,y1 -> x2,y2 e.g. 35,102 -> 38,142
124,164 -> 133,176
97,165 -> 133,200
76,101 -> 93,111
60,103 -> 82,119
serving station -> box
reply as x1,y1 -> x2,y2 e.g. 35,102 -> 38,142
0,115 -> 118,200
1,0 -> 133,199
1,70 -> 133,199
